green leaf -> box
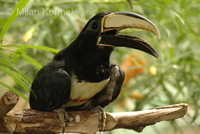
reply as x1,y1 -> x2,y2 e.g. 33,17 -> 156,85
0,0 -> 30,40
0,81 -> 28,101
171,11 -> 185,25
0,18 -> 8,32
0,67 -> 31,93
2,44 -> 59,53
21,54 -> 42,69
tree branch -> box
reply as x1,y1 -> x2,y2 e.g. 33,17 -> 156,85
0,103 -> 188,134
0,91 -> 19,118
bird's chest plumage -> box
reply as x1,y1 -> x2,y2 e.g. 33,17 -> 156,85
66,75 -> 110,107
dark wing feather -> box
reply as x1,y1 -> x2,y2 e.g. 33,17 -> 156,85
30,61 -> 71,111
95,64 -> 124,107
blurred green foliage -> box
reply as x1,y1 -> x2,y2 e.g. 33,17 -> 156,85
0,0 -> 200,133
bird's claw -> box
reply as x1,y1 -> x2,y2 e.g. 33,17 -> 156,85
55,109 -> 68,133
93,106 -> 107,132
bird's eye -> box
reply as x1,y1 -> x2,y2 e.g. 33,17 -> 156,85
91,21 -> 98,30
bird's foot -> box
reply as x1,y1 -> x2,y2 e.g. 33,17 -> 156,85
55,108 -> 69,133
93,106 -> 107,133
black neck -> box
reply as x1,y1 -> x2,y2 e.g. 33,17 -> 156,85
54,41 -> 114,82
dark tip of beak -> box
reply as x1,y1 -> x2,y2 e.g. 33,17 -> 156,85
99,35 -> 159,58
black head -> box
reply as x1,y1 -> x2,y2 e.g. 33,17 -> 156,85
75,11 -> 160,57
59,11 -> 160,82
75,12 -> 113,52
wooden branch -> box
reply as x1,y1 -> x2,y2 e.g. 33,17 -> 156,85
0,103 -> 188,134
0,91 -> 19,118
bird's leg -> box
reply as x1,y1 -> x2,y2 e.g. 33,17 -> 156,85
55,108 -> 68,133
93,106 -> 107,133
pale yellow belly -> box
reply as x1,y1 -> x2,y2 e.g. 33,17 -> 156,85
65,75 -> 110,107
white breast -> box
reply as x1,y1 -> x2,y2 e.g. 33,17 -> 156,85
69,75 -> 110,103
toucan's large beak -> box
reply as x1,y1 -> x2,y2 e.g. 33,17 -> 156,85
98,12 -> 160,58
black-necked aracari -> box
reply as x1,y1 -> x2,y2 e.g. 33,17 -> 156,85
30,11 -> 160,112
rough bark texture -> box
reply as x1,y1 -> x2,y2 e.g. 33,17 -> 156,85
0,103 -> 188,134
0,91 -> 19,118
